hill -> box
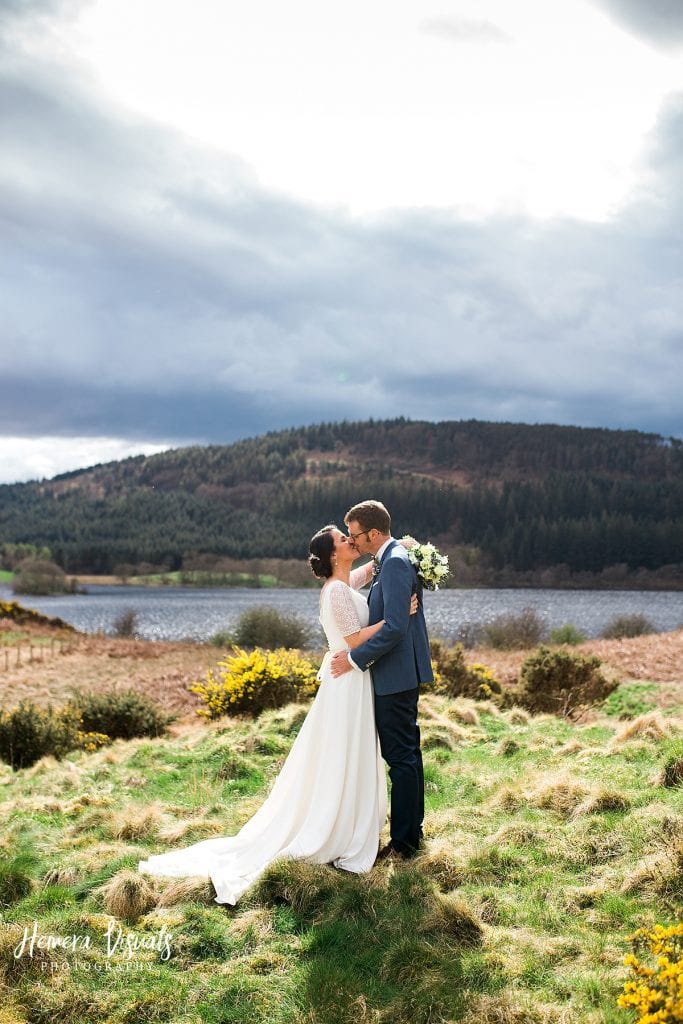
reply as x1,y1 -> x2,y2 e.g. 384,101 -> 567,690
1,418 -> 682,586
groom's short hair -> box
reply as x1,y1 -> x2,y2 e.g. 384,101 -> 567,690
344,500 -> 391,535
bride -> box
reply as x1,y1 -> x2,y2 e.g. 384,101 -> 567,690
138,525 -> 417,905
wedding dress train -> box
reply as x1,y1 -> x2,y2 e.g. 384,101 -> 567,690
138,573 -> 387,905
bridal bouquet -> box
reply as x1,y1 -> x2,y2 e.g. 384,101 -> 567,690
400,536 -> 450,591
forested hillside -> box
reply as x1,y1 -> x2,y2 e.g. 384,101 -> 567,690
1,419 -> 682,586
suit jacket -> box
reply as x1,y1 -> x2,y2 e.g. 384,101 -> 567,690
351,539 -> 433,696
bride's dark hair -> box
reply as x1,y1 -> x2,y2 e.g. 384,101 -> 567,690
308,525 -> 337,580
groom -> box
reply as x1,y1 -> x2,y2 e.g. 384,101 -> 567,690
330,499 -> 433,859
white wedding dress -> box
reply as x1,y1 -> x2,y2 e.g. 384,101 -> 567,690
138,570 -> 387,905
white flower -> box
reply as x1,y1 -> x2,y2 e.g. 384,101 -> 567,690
405,540 -> 451,591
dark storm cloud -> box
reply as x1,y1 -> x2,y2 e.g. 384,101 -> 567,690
1,4 -> 682,452
591,0 -> 683,49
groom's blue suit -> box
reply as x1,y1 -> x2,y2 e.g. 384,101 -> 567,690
351,539 -> 433,855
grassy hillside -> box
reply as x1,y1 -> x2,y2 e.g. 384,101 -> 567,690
1,418 -> 682,584
1,691 -> 681,1023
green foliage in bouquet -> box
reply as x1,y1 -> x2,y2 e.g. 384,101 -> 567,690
401,537 -> 450,590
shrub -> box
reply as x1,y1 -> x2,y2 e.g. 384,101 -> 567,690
12,559 -> 75,596
482,607 -> 547,650
232,606 -> 311,650
0,600 -> 74,631
429,640 -> 501,701
618,922 -> 683,1023
68,689 -> 174,739
191,647 -> 319,718
111,608 -> 140,638
600,613 -> 657,639
549,623 -> 587,645
0,701 -> 83,769
515,646 -> 617,716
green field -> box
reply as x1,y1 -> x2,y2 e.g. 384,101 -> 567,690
1,693 -> 681,1023
128,570 -> 280,588
0,571 -> 14,584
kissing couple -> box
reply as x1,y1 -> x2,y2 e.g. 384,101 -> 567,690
139,499 -> 433,904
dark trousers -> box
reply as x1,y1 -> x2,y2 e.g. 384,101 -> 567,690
373,687 -> 424,855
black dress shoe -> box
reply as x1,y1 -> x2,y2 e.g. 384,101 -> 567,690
376,843 -> 412,862
376,843 -> 401,861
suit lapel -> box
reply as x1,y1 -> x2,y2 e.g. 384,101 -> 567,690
367,539 -> 397,604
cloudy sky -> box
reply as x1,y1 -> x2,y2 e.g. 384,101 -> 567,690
1,0 -> 682,484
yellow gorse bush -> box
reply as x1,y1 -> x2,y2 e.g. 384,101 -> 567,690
191,646 -> 319,719
618,922 -> 683,1023
0,599 -> 74,630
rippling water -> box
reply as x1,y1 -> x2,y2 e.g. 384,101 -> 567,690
3,584 -> 682,643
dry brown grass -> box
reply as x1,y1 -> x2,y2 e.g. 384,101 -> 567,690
570,788 -> 631,817
41,865 -> 80,887
506,708 -> 531,726
417,840 -> 467,891
108,803 -> 164,841
525,773 -> 593,816
98,869 -> 157,920
609,710 -> 680,745
227,907 -> 275,942
442,700 -> 481,726
156,816 -> 226,843
155,876 -> 217,907
415,892 -> 484,945
460,990 -> 578,1023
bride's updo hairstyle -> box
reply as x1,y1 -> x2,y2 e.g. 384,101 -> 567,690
308,525 -> 337,580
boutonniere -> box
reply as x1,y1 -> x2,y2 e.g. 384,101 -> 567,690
399,536 -> 450,591
371,556 -> 381,578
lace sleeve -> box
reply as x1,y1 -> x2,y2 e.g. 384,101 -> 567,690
349,564 -> 372,590
327,581 -> 362,636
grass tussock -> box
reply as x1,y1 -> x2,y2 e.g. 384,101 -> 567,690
621,835 -> 683,896
156,816 -> 226,843
42,864 -> 80,887
98,869 -> 157,920
570,788 -> 631,817
415,891 -> 484,945
443,701 -> 481,726
506,708 -> 531,726
610,710 -> 679,745
156,876 -> 217,907
422,724 -> 467,751
417,840 -> 467,891
525,773 -> 593,816
108,802 -> 164,840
